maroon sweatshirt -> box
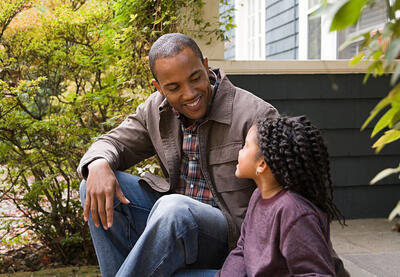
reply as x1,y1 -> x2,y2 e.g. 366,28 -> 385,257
216,188 -> 345,277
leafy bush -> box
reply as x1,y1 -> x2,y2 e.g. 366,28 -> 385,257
0,0 -> 230,264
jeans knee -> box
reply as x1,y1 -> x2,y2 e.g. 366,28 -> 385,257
79,179 -> 87,207
148,195 -> 196,229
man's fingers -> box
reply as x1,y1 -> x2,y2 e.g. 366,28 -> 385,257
115,181 -> 130,205
83,193 -> 91,222
90,198 -> 100,228
105,195 -> 114,229
97,195 -> 108,230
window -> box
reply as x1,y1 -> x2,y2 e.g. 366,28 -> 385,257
337,2 -> 387,59
235,0 -> 265,60
308,15 -> 321,59
299,0 -> 387,60
307,0 -> 323,59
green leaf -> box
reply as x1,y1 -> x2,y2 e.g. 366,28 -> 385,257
390,62 -> 400,86
350,52 -> 364,66
362,96 -> 392,130
370,163 -> 400,184
388,201 -> 400,221
385,38 -> 400,63
363,62 -> 376,83
372,129 -> 400,152
374,61 -> 384,76
373,50 -> 384,60
371,107 -> 398,137
389,108 -> 400,128
330,0 -> 369,31
363,70 -> 372,83
362,84 -> 400,131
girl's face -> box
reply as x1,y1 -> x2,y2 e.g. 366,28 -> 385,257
235,126 -> 263,179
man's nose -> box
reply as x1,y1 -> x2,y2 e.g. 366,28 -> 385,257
181,83 -> 196,99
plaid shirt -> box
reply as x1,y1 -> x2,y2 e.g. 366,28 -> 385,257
173,118 -> 217,207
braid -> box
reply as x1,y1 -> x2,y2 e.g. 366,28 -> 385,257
256,115 -> 345,225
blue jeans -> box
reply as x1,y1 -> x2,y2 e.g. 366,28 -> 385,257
80,171 -> 228,277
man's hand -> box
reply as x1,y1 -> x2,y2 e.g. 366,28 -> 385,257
84,159 -> 130,229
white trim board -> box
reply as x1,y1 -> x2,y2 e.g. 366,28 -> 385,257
208,60 -> 382,74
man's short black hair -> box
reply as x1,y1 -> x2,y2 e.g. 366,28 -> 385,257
149,33 -> 204,81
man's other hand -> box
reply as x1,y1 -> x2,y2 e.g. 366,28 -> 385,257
84,159 -> 130,229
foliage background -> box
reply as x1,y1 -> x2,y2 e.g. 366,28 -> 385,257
0,0 -> 231,267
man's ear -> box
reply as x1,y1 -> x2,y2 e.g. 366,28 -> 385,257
203,57 -> 209,70
152,79 -> 164,96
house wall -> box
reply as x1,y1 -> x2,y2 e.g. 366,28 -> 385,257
265,0 -> 299,59
220,0 -> 235,60
226,73 -> 400,219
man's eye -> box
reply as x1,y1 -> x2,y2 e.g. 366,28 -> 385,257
192,76 -> 200,81
169,87 -> 178,92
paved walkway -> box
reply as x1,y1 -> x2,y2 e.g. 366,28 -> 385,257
331,218 -> 400,277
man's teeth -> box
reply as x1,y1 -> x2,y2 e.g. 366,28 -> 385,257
187,97 -> 200,107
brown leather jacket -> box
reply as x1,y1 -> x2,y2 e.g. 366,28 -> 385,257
77,68 -> 278,250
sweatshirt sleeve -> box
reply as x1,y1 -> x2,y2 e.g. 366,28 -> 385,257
215,209 -> 248,277
280,214 -> 336,277
77,100 -> 156,179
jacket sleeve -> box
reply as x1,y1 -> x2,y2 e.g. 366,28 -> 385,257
280,214 -> 336,277
77,100 -> 156,179
215,209 -> 248,277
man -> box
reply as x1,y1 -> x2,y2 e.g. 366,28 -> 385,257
78,33 -> 278,276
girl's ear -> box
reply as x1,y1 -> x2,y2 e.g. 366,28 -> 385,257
256,159 -> 269,175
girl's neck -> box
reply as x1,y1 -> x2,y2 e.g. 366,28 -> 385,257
255,173 -> 283,199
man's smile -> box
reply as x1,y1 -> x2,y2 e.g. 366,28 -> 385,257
184,95 -> 202,109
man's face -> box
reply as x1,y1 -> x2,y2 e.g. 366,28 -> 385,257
152,47 -> 212,123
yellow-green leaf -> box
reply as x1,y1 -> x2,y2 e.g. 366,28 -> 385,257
350,52 -> 364,66
389,108 -> 400,128
362,83 -> 400,130
372,129 -> 400,152
371,107 -> 398,138
362,97 -> 391,130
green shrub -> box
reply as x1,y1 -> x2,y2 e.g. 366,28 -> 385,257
0,0 -> 231,264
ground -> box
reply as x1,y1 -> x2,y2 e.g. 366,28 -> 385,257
1,218 -> 399,276
0,266 -> 100,277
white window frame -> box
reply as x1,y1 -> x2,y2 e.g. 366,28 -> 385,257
300,1 -> 387,60
299,0 -> 337,60
235,0 -> 265,60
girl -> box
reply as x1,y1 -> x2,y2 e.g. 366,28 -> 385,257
215,115 -> 348,277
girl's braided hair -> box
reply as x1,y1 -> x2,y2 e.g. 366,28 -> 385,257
256,115 -> 345,225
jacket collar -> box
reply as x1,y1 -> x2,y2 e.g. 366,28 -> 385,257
157,68 -> 235,126
206,68 -> 234,125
